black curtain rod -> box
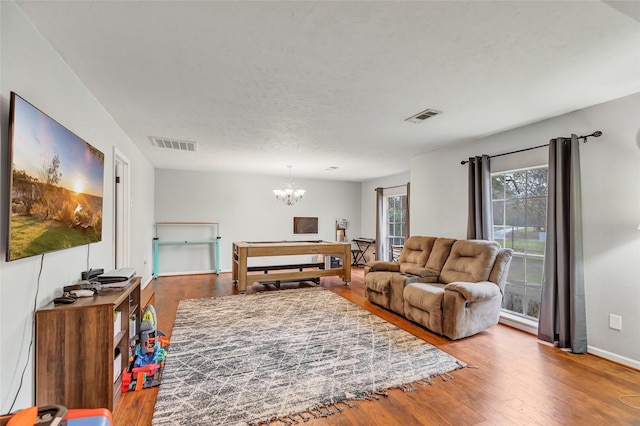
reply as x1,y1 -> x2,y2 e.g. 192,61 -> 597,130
374,183 -> 408,191
460,131 -> 603,165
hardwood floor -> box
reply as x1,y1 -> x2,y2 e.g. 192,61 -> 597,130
114,270 -> 640,425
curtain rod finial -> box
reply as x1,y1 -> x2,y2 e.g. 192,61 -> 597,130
582,130 -> 603,142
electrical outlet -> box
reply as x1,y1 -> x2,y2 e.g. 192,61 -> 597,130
609,314 -> 622,331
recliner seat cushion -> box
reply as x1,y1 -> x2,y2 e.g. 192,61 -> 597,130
365,271 -> 394,294
365,271 -> 395,309
403,282 -> 446,312
403,282 -> 446,335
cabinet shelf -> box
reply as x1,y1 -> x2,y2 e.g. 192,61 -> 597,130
35,277 -> 141,412
114,330 -> 127,348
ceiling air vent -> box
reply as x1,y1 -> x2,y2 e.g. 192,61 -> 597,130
149,136 -> 198,152
405,108 -> 443,124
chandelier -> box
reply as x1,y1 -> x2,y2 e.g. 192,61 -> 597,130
273,165 -> 305,206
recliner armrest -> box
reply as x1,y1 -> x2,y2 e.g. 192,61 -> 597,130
366,261 -> 400,272
444,281 -> 500,301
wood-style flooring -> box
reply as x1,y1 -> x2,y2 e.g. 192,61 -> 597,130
114,269 -> 640,425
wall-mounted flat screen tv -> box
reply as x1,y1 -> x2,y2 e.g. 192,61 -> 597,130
6,92 -> 104,261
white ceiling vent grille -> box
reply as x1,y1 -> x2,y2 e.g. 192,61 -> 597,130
149,136 -> 198,152
405,108 -> 443,124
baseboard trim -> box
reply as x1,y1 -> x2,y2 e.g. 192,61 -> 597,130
142,275 -> 154,289
587,345 -> 640,371
499,314 -> 640,370
157,269 -> 217,277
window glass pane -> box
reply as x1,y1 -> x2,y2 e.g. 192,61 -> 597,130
503,281 -> 525,315
503,255 -> 525,315
491,176 -> 505,200
505,172 -> 525,198
526,168 -> 548,197
526,198 -> 546,228
492,200 -> 504,225
525,285 -> 541,319
526,231 -> 546,256
501,227 -> 515,250
506,199 -> 525,229
508,255 -> 525,284
525,257 -> 544,286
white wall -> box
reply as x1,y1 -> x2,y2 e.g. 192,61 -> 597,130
0,1 -> 155,411
409,93 -> 640,367
154,169 -> 361,273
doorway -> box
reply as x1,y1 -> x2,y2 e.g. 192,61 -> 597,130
114,148 -> 130,268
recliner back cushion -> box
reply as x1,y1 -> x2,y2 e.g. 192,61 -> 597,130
439,240 -> 500,284
398,236 -> 436,267
425,238 -> 456,272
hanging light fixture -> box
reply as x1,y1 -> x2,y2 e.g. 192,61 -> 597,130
273,165 -> 305,206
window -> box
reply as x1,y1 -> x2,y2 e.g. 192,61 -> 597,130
386,194 -> 407,260
491,166 -> 548,321
387,195 -> 407,251
376,184 -> 409,261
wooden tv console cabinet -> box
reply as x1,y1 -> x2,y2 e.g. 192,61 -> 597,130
35,277 -> 141,411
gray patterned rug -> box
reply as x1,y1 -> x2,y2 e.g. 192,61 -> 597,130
152,287 -> 466,426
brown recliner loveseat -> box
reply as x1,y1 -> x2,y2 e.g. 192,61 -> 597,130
364,236 -> 513,340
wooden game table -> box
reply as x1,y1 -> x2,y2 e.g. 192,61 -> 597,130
232,240 -> 351,293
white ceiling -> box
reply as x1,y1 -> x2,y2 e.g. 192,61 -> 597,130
15,1 -> 640,182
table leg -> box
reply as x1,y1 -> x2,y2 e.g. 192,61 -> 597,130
238,246 -> 248,293
153,239 -> 159,278
343,246 -> 351,285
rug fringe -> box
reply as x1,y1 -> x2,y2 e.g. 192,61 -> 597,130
400,382 -> 418,392
440,372 -> 454,382
417,377 -> 435,386
338,399 -> 355,409
282,414 -> 299,424
248,366 -> 473,425
293,410 -> 311,422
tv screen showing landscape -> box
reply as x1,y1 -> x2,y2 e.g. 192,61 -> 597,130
7,92 -> 104,261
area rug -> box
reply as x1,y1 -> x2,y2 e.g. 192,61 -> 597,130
152,287 -> 466,426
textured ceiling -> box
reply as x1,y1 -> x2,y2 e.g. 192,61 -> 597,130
15,1 -> 640,181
